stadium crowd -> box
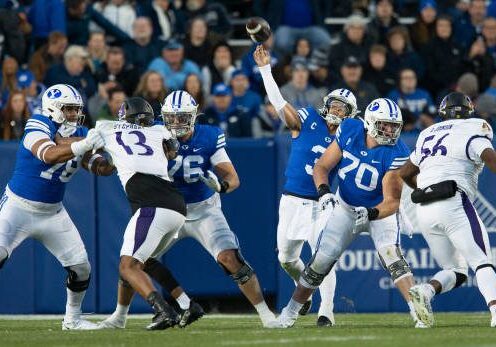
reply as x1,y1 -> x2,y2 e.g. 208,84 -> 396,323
1,0 -> 496,141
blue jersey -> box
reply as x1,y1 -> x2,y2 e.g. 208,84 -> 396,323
335,118 -> 409,207
168,124 -> 226,204
283,107 -> 336,199
8,114 -> 88,204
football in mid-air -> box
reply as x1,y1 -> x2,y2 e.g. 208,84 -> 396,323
246,17 -> 271,43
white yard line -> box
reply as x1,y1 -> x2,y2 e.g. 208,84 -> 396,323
0,314 -> 256,320
220,336 -> 380,345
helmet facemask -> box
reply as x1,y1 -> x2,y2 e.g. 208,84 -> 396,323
368,118 -> 403,145
321,97 -> 351,125
162,110 -> 197,137
61,104 -> 85,128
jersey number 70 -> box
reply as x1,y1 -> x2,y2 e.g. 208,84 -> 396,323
338,151 -> 379,191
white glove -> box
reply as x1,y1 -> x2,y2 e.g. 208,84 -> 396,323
162,126 -> 173,140
71,129 -> 105,156
58,123 -> 77,137
199,170 -> 222,192
353,206 -> 370,234
318,193 -> 336,212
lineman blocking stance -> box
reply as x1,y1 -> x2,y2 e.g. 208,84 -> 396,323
0,84 -> 106,329
277,98 -> 430,328
254,44 -> 358,326
100,91 -> 280,329
400,92 -> 496,327
96,98 -> 187,330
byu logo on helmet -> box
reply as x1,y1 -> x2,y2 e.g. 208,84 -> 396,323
368,101 -> 380,112
47,89 -> 62,99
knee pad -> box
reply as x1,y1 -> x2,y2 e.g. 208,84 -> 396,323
454,272 -> 468,288
219,250 -> 255,285
476,264 -> 496,272
300,261 -> 335,290
65,262 -> 91,292
0,246 -> 8,269
378,246 -> 412,283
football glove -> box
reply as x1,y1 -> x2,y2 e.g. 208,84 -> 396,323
318,193 -> 336,212
352,207 -> 369,234
71,129 -> 105,156
199,170 -> 222,192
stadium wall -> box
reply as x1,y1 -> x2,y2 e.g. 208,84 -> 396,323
0,134 -> 495,314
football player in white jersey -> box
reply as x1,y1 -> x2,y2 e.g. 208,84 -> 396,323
96,97 -> 187,330
0,84 -> 106,330
255,44 -> 359,326
400,92 -> 496,328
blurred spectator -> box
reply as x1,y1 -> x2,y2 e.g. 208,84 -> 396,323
29,31 -> 68,82
95,46 -> 140,97
399,108 -> 419,134
16,70 -> 45,114
1,90 -> 30,141
387,68 -> 435,117
44,45 -> 97,101
148,39 -> 201,91
134,71 -> 168,116
230,69 -> 263,119
183,0 -> 232,40
423,14 -> 465,95
332,56 -> 379,112
202,41 -> 235,94
257,98 -> 284,136
410,0 -> 438,50
123,17 -> 162,73
0,6 -> 26,63
308,47 -> 332,89
484,74 -> 496,98
456,72 -> 479,100
183,73 -> 206,111
329,14 -> 373,73
475,93 -> 496,128
280,58 -> 325,110
444,0 -> 470,23
367,0 -> 400,45
465,36 -> 494,91
136,0 -> 186,41
91,0 -> 136,38
482,17 -> 496,68
65,0 -> 130,46
453,0 -> 486,50
268,0 -> 332,57
0,57 -> 18,110
418,103 -> 438,129
86,31 -> 107,72
95,85 -> 126,121
201,83 -> 253,137
363,44 -> 396,95
386,26 -> 425,81
183,17 -> 212,68
279,37 -> 313,84
27,0 -> 66,49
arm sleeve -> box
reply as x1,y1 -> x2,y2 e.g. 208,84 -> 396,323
210,148 -> 231,166
388,144 -> 410,170
468,136 -> 494,161
296,108 -> 309,125
216,130 -> 226,150
23,131 -> 51,151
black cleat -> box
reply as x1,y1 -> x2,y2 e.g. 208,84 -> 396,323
146,291 -> 180,330
298,299 -> 312,316
316,315 -> 333,327
179,300 -> 205,328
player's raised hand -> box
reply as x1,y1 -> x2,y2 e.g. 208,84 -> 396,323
199,170 -> 222,192
352,207 -> 370,234
253,45 -> 271,67
86,129 -> 106,151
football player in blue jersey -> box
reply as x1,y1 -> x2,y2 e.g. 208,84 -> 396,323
99,90 -> 281,328
277,98 -> 431,328
0,84 -> 109,330
255,45 -> 358,326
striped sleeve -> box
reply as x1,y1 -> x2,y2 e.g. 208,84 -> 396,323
296,108 -> 309,124
24,118 -> 53,137
388,155 -> 409,170
216,131 -> 226,149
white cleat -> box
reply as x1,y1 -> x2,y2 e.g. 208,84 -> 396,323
415,320 -> 429,328
490,316 -> 496,327
409,285 -> 434,328
277,307 -> 297,328
62,318 -> 99,330
262,319 -> 284,329
97,315 -> 127,329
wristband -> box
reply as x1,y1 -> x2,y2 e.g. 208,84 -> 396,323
219,181 -> 229,193
317,184 -> 331,198
367,208 -> 379,221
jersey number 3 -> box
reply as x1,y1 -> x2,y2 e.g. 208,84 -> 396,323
305,145 -> 326,175
115,131 -> 154,156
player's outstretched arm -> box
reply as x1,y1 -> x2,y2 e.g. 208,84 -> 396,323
399,159 -> 419,189
481,148 -> 496,173
82,150 -> 115,176
313,141 -> 343,188
253,45 -> 301,132
374,170 -> 403,219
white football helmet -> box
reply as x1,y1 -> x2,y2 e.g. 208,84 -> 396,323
320,88 -> 358,125
41,84 -> 84,125
161,90 -> 198,137
364,98 -> 403,145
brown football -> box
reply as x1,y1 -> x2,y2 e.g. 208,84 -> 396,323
246,17 -> 271,44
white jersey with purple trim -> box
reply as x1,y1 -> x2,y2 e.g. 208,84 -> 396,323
95,120 -> 172,187
410,118 -> 494,200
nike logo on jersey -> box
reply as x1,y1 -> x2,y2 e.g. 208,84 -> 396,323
372,160 -> 380,163
193,148 -> 202,152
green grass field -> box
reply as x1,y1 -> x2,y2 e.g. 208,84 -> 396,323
0,313 -> 495,347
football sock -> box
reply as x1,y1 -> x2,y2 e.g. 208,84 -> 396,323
489,304 -> 496,318
431,270 -> 456,294
115,303 -> 130,318
64,288 -> 85,321
176,292 -> 191,310
254,301 -> 274,321
287,298 -> 303,317
407,301 -> 417,321
476,267 -> 496,306
318,268 -> 336,318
